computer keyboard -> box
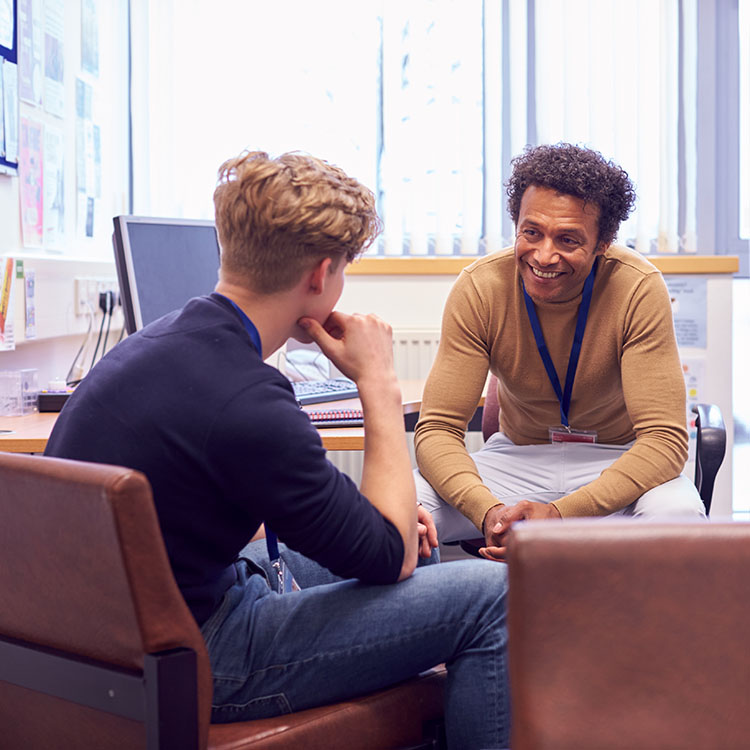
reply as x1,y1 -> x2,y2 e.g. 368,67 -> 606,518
292,377 -> 359,405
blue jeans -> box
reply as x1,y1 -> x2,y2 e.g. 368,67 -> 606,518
200,540 -> 509,750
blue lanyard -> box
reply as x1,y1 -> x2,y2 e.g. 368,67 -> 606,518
215,294 -> 262,356
521,258 -> 598,428
265,528 -> 281,563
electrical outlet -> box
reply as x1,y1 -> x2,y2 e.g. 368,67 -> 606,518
74,277 -> 119,315
74,277 -> 95,316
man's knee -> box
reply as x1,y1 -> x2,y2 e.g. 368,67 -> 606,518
414,469 -> 480,543
414,468 -> 441,510
625,475 -> 706,518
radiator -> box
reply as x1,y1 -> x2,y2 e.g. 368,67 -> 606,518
328,329 -> 485,481
392,328 -> 442,381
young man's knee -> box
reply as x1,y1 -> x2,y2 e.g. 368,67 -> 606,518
446,559 -> 509,611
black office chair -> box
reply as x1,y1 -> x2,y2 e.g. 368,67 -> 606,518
456,375 -> 727,557
691,402 -> 727,514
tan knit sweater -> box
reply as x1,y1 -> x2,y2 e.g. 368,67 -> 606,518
414,245 -> 688,530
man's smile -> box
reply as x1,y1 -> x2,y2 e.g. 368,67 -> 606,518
530,265 -> 563,279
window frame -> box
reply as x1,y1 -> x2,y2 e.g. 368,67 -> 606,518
697,0 -> 748,275
127,0 -> 748,269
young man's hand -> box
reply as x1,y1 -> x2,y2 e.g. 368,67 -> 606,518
298,312 -> 396,386
417,504 -> 439,558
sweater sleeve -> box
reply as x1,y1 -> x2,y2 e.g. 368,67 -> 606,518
414,271 -> 502,531
551,271 -> 689,517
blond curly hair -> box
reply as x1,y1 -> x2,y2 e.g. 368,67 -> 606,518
214,151 -> 382,293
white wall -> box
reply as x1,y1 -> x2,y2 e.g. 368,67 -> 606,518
684,275 -> 734,517
0,2 -> 129,385
0,255 -> 124,386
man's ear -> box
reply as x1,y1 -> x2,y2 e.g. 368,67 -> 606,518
307,257 -> 334,294
595,241 -> 609,256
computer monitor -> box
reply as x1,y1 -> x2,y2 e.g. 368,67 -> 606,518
112,216 -> 221,334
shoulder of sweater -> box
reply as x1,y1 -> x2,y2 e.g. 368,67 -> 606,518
457,248 -> 516,295
601,244 -> 661,277
462,246 -> 515,275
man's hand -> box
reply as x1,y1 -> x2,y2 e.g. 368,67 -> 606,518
482,504 -> 507,548
298,312 -> 395,386
417,505 -> 439,558
480,500 -> 561,562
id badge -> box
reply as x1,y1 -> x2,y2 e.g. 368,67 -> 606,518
548,425 -> 597,444
272,556 -> 301,594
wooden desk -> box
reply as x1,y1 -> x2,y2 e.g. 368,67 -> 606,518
301,379 -> 426,451
0,380 -> 430,454
0,412 -> 59,454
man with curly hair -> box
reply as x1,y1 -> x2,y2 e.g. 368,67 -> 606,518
46,150 -> 510,748
414,143 -> 704,561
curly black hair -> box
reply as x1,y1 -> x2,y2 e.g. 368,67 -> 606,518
506,143 -> 636,247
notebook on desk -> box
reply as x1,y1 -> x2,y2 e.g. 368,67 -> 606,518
306,406 -> 364,428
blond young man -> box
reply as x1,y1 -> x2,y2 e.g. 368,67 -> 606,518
46,150 -> 510,749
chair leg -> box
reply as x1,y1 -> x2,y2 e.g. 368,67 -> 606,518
400,717 -> 447,749
144,648 -> 199,750
459,538 -> 485,558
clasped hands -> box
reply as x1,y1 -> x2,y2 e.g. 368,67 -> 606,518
479,500 -> 561,562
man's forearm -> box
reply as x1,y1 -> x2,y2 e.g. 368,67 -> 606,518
415,423 -> 500,531
359,374 -> 418,579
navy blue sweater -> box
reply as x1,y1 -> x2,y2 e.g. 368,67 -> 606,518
45,294 -> 403,625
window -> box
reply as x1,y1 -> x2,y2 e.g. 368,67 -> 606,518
132,0 -> 485,256
532,0 -> 693,254
131,0 -> 379,223
702,0 -> 748,270
378,2 -> 484,255
740,0 -> 749,240
131,0 -> 747,262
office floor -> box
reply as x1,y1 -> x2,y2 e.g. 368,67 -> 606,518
734,278 -> 750,516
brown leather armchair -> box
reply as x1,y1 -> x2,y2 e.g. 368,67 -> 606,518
0,451 -> 446,750
506,519 -> 750,749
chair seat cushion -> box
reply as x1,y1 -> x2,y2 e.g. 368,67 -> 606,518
208,666 -> 446,750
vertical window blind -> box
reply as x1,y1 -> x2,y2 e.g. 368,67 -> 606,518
134,0 -> 742,257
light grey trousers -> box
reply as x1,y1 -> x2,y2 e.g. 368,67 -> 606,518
415,432 -> 706,543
